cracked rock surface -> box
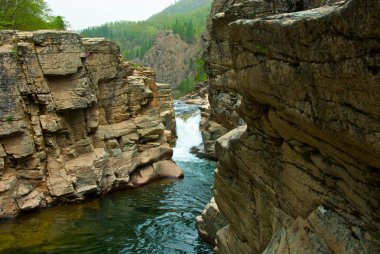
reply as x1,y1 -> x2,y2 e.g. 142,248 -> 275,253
198,0 -> 380,253
0,31 -> 179,218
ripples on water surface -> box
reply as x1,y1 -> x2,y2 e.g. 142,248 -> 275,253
0,101 -> 215,254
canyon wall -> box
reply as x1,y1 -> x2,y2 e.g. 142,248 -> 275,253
0,31 -> 180,218
142,30 -> 202,87
200,0 -> 380,253
201,0 -> 344,158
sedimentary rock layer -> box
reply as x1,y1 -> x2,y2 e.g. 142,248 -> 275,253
201,0 -> 380,253
142,30 -> 203,87
0,31 -> 179,218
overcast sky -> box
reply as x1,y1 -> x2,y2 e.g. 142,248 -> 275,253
45,0 -> 175,30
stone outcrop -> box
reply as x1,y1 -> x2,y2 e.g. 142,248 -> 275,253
0,31 -> 180,218
200,0 -> 248,159
156,83 -> 177,145
198,0 -> 380,253
141,31 -> 189,86
201,0 -> 343,162
142,30 -> 203,87
196,197 -> 228,246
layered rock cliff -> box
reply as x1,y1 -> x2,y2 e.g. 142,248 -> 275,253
199,0 -> 380,253
0,31 -> 180,218
201,0 -> 344,160
200,0 -> 247,159
142,31 -> 199,87
142,30 -> 203,87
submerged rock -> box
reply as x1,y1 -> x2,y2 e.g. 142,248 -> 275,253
0,31 -> 180,218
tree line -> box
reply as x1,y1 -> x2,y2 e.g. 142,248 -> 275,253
81,0 -> 211,60
0,0 -> 67,31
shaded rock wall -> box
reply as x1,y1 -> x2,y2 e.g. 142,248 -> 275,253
201,0 -> 344,162
196,197 -> 228,246
201,0 -> 380,253
0,31 -> 179,218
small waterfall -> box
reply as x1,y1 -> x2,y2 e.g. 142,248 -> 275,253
173,101 -> 203,162
0,101 -> 215,254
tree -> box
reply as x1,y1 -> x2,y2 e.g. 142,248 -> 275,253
194,59 -> 207,82
0,0 -> 68,30
48,16 -> 68,30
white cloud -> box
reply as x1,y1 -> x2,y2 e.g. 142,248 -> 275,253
46,0 -> 175,30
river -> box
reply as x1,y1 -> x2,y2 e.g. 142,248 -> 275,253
0,101 -> 215,254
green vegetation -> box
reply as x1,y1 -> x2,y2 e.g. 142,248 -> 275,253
81,0 -> 212,59
0,0 -> 68,30
174,58 -> 207,98
5,115 -> 13,122
194,58 -> 207,83
10,46 -> 18,59
256,44 -> 269,56
176,78 -> 195,97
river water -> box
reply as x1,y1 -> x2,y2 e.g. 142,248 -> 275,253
0,101 -> 215,254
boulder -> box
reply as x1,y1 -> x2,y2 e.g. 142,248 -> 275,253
196,198 -> 228,246
128,160 -> 183,187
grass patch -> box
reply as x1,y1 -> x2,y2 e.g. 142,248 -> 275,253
256,44 -> 269,56
10,47 -> 19,59
5,115 -> 13,122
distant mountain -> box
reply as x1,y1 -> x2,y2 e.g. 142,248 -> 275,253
150,0 -> 212,17
81,0 -> 212,60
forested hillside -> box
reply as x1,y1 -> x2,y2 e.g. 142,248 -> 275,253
81,0 -> 212,59
0,0 -> 67,30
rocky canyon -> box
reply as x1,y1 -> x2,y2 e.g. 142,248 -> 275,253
197,0 -> 380,253
0,0 -> 379,253
0,31 -> 181,218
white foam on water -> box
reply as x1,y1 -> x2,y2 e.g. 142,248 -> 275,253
173,103 -> 202,162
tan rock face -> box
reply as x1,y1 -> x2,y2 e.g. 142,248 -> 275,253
142,30 -> 203,87
0,31 -> 181,218
201,0 -> 380,253
202,0 -> 345,164
128,160 -> 184,188
196,197 -> 228,246
156,83 -> 177,145
201,0 -> 257,159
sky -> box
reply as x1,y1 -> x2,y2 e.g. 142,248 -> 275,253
45,0 -> 175,30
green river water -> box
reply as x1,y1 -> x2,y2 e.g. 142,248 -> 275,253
0,102 -> 216,254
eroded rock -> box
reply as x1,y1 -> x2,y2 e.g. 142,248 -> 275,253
196,197 -> 228,246
200,0 -> 380,253
0,31 -> 180,218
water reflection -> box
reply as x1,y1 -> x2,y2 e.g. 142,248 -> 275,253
0,102 -> 215,254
